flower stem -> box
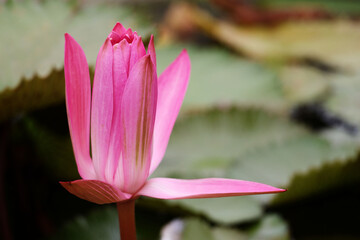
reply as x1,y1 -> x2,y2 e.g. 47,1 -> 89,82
117,199 -> 137,240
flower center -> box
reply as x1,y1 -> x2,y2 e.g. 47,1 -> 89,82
109,29 -> 135,45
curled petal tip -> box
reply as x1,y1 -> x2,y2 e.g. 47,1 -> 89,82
64,33 -> 74,42
149,35 -> 154,42
112,22 -> 127,35
147,35 -> 156,67
179,49 -> 189,58
113,22 -> 121,27
180,49 -> 190,63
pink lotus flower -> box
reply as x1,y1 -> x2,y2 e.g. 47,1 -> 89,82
61,22 -> 285,239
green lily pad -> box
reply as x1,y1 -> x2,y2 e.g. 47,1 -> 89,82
247,214 -> 290,240
326,72 -> 360,126
189,6 -> 360,72
166,196 -> 263,225
163,214 -> 289,240
23,114 -> 78,180
50,207 -> 119,240
212,227 -> 248,240
153,107 -> 306,179
0,0 -> 151,121
181,218 -> 215,240
261,0 -> 360,15
50,206 -> 165,240
273,152 -> 360,204
226,134 -> 358,187
279,65 -> 330,104
152,107 -> 358,223
51,207 -> 288,240
156,45 -> 286,112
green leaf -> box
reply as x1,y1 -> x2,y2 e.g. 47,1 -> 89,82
248,214 -> 290,240
326,72 -> 360,126
151,107 -> 301,224
163,214 -> 290,240
181,218 -> 215,240
273,152 -> 360,204
153,107 -> 305,179
212,227 -> 248,240
166,196 -> 263,225
261,0 -> 360,15
156,45 -> 286,112
152,107 -> 358,223
50,206 -> 164,240
0,69 -> 66,122
279,65 -> 329,104
187,5 -> 360,72
51,207 -> 119,240
23,112 -> 79,180
0,0 -> 151,121
265,20 -> 360,72
226,134 -> 358,187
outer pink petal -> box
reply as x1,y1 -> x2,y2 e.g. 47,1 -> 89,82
105,39 -> 130,186
138,178 -> 286,200
121,55 -> 157,194
129,36 -> 146,72
149,50 -> 191,175
64,33 -> 95,179
60,180 -> 130,204
91,38 -> 114,181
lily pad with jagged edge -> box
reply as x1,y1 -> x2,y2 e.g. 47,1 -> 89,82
0,0 -> 152,121
152,107 -> 359,224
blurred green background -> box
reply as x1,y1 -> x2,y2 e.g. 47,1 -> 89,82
1,0 -> 360,239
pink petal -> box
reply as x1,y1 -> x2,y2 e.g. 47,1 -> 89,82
115,39 -> 131,77
149,50 -> 191,175
138,178 -> 286,200
109,31 -> 121,45
105,39 -> 130,186
91,38 -> 114,181
129,36 -> 146,72
60,180 -> 130,204
64,33 -> 95,179
147,35 -> 156,67
121,55 -> 157,194
112,22 -> 127,36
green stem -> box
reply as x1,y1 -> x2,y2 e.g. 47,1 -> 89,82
117,199 -> 137,240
